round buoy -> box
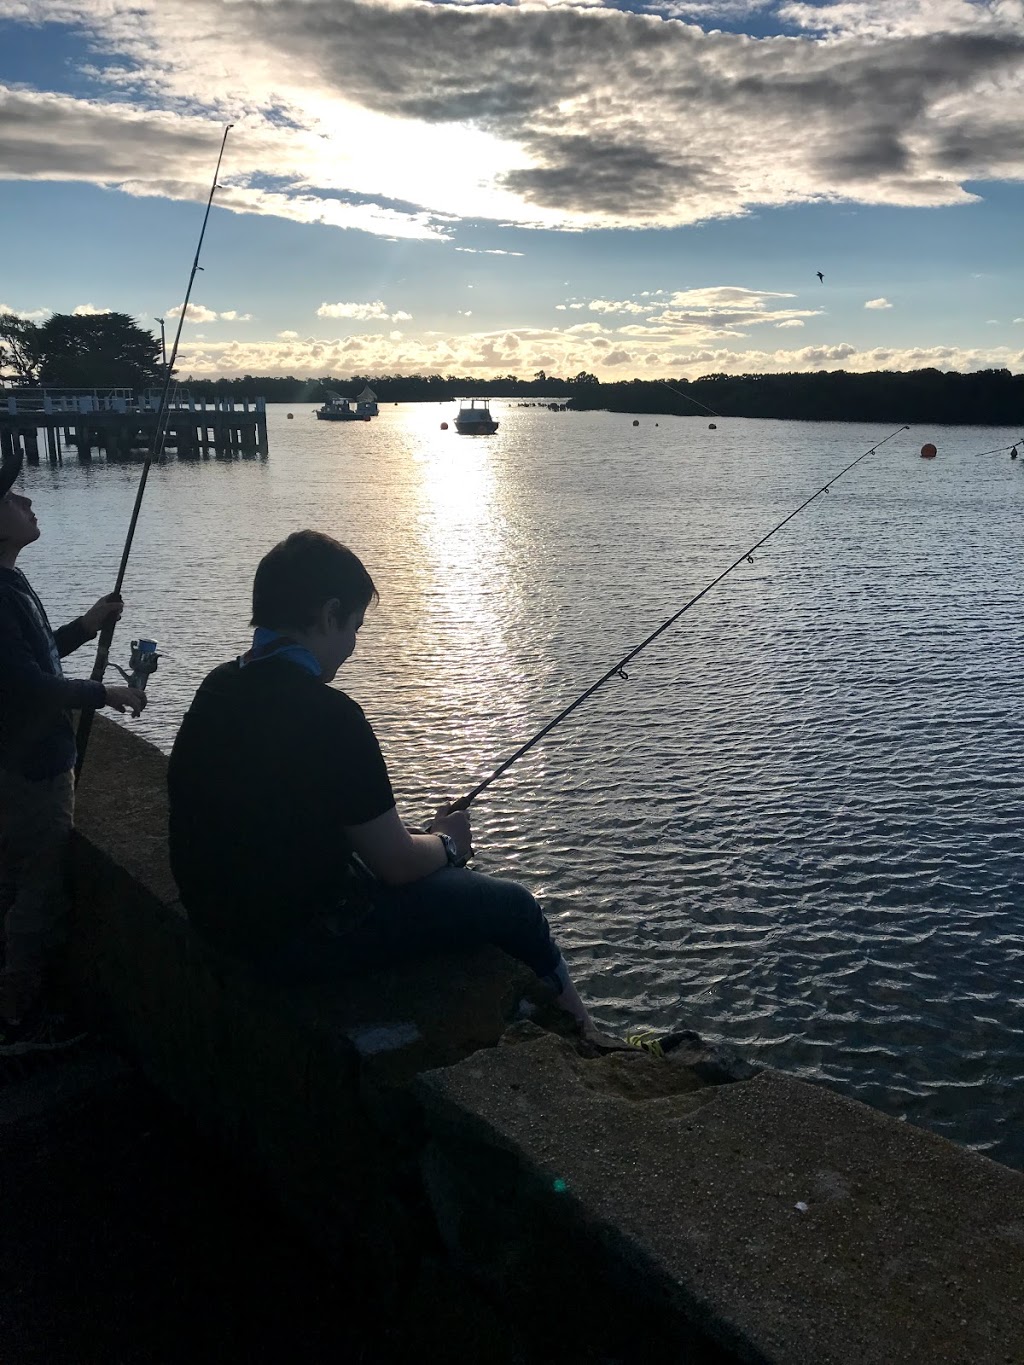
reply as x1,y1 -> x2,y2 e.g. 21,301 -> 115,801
920,443 -> 937,459
655,423 -> 659,428
708,423 -> 717,430
287,412 -> 294,420
632,419 -> 639,427
440,422 -> 448,430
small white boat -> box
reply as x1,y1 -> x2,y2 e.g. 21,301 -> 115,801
454,399 -> 499,435
316,386 -> 379,422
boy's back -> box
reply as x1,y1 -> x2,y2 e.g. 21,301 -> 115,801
167,658 -> 394,959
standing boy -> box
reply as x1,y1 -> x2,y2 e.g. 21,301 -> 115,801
0,450 -> 146,1052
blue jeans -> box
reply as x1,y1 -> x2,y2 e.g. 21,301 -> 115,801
273,865 -> 567,991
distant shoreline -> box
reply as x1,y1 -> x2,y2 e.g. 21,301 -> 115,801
179,367 -> 1024,427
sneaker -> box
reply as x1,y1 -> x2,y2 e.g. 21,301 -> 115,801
625,1030 -> 666,1058
0,1012 -> 88,1056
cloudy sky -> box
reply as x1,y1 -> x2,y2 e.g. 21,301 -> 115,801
1,0 -> 1022,380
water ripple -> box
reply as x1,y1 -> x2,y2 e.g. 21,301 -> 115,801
20,406 -> 1024,1167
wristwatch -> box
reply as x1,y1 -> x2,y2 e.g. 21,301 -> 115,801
436,832 -> 461,866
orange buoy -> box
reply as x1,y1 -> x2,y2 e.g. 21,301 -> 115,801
920,443 -> 937,459
287,412 -> 294,419
440,422 -> 448,430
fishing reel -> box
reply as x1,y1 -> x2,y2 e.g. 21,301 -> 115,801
115,638 -> 160,692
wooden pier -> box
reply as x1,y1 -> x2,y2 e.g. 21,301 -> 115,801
0,388 -> 269,462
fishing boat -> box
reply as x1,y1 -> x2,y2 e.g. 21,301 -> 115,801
454,399 -> 499,435
315,386 -> 379,422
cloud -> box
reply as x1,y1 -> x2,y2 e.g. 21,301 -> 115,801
0,84 -> 452,241
0,304 -> 49,320
316,300 -> 413,322
165,301 -> 250,323
454,247 -> 526,256
1,0 -> 1022,233
779,1 -> 1016,41
71,303 -> 111,315
577,284 -> 822,340
164,324 -> 1024,383
587,298 -> 659,315
277,329 -> 300,339
864,297 -> 894,309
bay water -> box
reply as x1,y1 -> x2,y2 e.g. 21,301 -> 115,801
18,403 -> 1024,1166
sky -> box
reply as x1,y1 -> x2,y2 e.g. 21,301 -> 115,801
0,0 -> 1022,381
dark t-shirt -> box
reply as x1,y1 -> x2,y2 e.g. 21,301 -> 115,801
167,658 -> 394,957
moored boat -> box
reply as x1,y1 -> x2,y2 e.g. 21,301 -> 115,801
315,386 -> 379,422
454,399 -> 499,435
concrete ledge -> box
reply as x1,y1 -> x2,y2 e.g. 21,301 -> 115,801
70,718 -> 544,1266
68,717 -> 1024,1364
420,1028 -> 1024,1364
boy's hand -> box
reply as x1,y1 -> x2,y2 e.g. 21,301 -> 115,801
103,685 -> 147,717
428,801 -> 473,862
82,593 -> 123,634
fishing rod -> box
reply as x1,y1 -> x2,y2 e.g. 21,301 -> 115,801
75,123 -> 234,783
972,436 -> 1022,457
453,421 -> 911,810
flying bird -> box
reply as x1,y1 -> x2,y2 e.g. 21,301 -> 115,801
816,271 -> 825,283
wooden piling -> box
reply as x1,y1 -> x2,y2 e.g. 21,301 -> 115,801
1,390 -> 269,463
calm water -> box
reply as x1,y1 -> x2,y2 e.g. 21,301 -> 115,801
18,403 -> 1024,1167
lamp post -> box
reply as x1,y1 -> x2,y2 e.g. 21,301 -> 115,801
156,317 -> 167,369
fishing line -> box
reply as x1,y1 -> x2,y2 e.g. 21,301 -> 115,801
454,421 -> 911,810
971,436 -> 1022,457
75,123 -> 234,782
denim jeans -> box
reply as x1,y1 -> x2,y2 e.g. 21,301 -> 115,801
272,865 -> 567,991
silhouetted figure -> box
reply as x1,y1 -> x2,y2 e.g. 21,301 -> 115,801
816,271 -> 825,284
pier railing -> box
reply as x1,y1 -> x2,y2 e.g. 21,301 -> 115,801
0,387 -> 268,461
3,389 -> 266,417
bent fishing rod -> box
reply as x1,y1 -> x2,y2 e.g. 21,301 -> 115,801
452,420 -> 910,811
75,123 -> 234,783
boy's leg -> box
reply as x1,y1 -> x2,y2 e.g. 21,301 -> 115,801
0,769 -> 75,1023
279,865 -> 594,1031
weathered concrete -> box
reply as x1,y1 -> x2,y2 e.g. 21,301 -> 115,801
67,715 -> 1024,1365
420,1027 -> 1024,1364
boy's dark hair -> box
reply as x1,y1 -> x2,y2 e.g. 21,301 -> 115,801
251,530 -> 378,630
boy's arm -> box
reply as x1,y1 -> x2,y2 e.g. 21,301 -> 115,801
345,806 -> 449,886
53,616 -> 96,658
54,593 -> 121,658
0,596 -> 106,712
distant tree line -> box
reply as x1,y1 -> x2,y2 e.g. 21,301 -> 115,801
3,311 -> 1020,424
568,369 -> 1024,427
180,370 -> 588,404
180,367 -> 1024,425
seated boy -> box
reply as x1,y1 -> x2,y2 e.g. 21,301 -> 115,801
167,529 -> 595,1035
